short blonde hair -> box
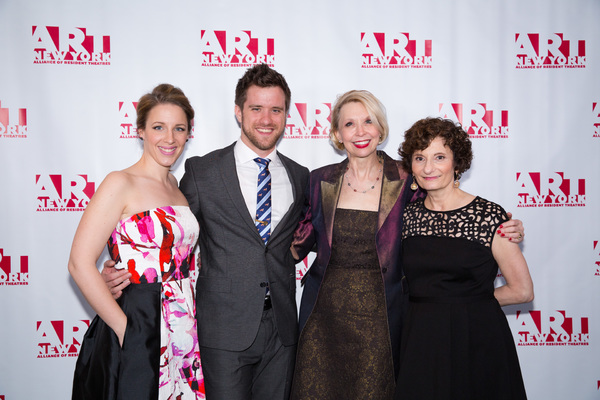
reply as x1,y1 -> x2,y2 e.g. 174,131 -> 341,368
329,90 -> 389,150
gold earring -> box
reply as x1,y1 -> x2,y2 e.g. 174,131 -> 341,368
454,179 -> 460,188
410,176 -> 418,191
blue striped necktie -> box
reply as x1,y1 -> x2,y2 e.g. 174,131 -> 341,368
254,157 -> 272,244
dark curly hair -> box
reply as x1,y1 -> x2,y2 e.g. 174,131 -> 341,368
235,64 -> 291,113
136,83 -> 194,133
398,117 -> 473,180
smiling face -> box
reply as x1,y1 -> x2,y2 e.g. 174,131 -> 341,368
235,85 -> 287,157
411,136 -> 456,194
138,103 -> 189,168
335,101 -> 380,160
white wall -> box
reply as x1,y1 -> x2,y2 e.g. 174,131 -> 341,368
1,0 -> 599,398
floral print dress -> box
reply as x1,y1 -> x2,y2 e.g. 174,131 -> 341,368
72,206 -> 205,399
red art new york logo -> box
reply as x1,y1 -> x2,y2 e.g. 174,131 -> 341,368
0,100 -> 27,138
37,320 -> 90,358
119,101 -> 139,139
0,248 -> 29,286
515,33 -> 586,69
594,241 -> 600,277
200,30 -> 275,67
36,174 -> 96,212
296,257 -> 310,282
296,253 -> 316,281
438,103 -> 508,138
516,172 -> 585,208
515,310 -> 589,346
285,102 -> 331,139
118,101 -> 194,139
32,26 -> 111,65
593,102 -> 600,138
360,32 -> 432,69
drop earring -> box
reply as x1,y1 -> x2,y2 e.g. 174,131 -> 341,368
410,175 -> 418,191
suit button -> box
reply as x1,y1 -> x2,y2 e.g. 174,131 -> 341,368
260,282 -> 268,287
382,268 -> 388,273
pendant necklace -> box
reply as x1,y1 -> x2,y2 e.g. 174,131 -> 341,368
345,159 -> 383,193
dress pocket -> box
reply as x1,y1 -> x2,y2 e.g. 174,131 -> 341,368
118,317 -> 130,351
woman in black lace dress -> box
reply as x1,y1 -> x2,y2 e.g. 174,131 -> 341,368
394,117 -> 534,399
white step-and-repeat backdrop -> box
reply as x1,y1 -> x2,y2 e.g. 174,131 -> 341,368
1,0 -> 599,398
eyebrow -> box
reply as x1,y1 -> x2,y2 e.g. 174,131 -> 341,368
247,104 -> 284,110
151,121 -> 187,126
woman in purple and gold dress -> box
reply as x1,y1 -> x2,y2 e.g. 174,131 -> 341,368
68,84 -> 205,399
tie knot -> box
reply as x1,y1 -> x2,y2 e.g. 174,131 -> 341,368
254,157 -> 270,169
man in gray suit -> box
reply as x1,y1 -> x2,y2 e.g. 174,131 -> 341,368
104,64 -> 308,399
178,65 -> 308,399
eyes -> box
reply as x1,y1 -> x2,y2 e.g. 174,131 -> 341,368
151,124 -> 188,133
344,118 -> 372,128
249,106 -> 283,114
413,155 -> 447,163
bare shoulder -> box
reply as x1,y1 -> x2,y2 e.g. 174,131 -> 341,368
93,171 -> 130,196
88,170 -> 136,213
102,170 -> 133,186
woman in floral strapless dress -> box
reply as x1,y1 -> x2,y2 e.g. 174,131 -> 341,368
69,84 -> 205,399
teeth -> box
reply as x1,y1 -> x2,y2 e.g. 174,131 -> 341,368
355,140 -> 370,145
159,147 -> 176,153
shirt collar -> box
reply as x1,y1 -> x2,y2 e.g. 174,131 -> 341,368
234,138 -> 280,166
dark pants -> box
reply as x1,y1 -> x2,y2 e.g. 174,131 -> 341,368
200,308 -> 296,400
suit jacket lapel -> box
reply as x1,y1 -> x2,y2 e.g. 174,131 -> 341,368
270,151 -> 302,240
378,152 -> 404,230
321,160 -> 347,249
219,144 -> 259,235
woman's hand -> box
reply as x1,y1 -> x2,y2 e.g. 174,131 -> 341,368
497,212 -> 524,243
101,260 -> 131,300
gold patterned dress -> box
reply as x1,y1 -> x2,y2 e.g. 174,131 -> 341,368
291,208 -> 395,400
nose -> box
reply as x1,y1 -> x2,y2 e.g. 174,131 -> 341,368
259,109 -> 272,124
423,158 -> 434,173
164,128 -> 175,143
356,122 -> 367,136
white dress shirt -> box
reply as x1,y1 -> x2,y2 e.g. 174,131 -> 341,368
234,139 -> 294,232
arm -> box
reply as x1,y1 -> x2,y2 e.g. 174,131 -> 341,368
491,231 -> 534,306
68,172 -> 129,345
497,212 -> 524,243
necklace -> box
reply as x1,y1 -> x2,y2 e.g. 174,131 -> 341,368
345,159 -> 383,193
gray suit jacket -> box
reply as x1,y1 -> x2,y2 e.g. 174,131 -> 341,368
179,142 -> 309,351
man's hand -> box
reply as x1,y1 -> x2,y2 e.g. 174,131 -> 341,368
101,260 -> 131,300
498,212 -> 525,244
